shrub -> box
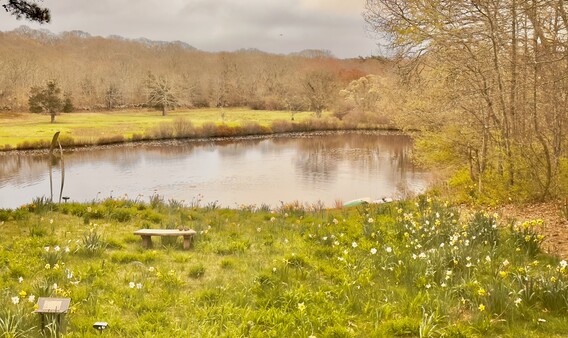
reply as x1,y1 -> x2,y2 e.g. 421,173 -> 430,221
271,120 -> 294,133
172,117 -> 196,138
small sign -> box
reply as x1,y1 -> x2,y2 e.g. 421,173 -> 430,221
35,297 -> 71,314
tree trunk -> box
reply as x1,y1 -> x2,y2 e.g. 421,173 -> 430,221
50,111 -> 55,123
162,105 -> 167,116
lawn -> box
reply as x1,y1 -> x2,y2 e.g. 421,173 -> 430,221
1,196 -> 567,337
0,108 -> 323,149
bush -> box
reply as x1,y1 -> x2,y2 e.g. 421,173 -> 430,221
172,117 -> 195,138
271,120 -> 294,133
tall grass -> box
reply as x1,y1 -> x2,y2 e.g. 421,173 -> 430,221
0,196 -> 564,336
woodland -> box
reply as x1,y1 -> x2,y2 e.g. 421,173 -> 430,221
0,25 -> 390,123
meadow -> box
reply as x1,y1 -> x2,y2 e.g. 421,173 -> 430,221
1,195 -> 567,337
0,108 -> 348,150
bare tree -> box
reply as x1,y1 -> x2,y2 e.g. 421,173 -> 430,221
364,0 -> 568,200
146,73 -> 178,116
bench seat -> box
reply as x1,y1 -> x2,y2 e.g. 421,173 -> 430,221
134,229 -> 196,250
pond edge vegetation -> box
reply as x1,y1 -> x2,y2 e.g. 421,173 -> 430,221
1,115 -> 400,152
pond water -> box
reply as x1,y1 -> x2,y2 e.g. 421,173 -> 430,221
0,132 -> 431,209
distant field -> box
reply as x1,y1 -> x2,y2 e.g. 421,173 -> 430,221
0,108 -> 323,149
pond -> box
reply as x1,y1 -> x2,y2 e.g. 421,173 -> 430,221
0,132 -> 431,209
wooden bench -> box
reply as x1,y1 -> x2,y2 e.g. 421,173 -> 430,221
134,229 -> 197,250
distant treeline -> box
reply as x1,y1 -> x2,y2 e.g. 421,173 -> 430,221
0,26 -> 390,121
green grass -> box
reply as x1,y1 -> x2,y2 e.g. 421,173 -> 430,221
1,196 -> 566,337
0,108 -> 326,149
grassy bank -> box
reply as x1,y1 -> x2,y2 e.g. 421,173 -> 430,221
0,196 -> 567,337
0,108 -> 382,151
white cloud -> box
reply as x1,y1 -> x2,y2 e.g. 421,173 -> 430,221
0,0 -> 378,58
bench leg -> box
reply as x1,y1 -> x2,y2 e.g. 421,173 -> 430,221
141,235 -> 152,249
183,235 -> 193,250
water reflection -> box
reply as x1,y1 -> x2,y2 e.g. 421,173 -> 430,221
0,132 -> 430,209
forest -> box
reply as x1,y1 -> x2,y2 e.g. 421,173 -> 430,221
0,25 -> 390,123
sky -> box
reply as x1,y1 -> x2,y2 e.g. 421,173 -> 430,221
0,0 -> 381,59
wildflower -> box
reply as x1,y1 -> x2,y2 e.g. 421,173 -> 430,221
19,290 -> 26,298
129,282 -> 135,288
343,249 -> 348,255
270,217 -> 276,222
551,276 -> 557,283
11,296 -> 19,305
368,218 -> 374,223
560,260 -> 568,269
425,284 -> 431,289
499,271 -> 508,278
18,276 -> 23,283
67,270 -> 73,279
44,246 -> 50,252
537,318 -> 546,323
385,247 -> 392,253
419,252 -> 426,259
45,264 -> 51,270
334,241 -> 339,246
149,267 -> 155,272
485,256 -> 491,263
28,295 -> 36,303
370,248 -> 377,255
272,267 -> 277,273
54,245 -> 60,252
64,246 -> 70,253
478,304 -> 485,312
502,259 -> 510,267
52,283 -> 58,290
514,298 -> 522,307
322,236 -> 328,241
333,218 -> 339,225
441,283 -> 447,288
136,283 -> 142,289
257,227 -> 261,232
49,219 -> 54,224
477,288 -> 487,296
352,242 -> 358,248
297,302 -> 306,312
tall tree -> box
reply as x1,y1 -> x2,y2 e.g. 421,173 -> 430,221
3,0 -> 50,23
364,0 -> 568,200
28,80 -> 63,123
302,70 -> 338,118
146,73 -> 178,116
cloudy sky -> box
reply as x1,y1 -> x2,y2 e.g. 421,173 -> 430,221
0,0 -> 380,59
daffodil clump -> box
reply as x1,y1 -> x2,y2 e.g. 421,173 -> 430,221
0,196 -> 565,337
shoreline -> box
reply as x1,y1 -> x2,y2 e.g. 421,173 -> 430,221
0,128 -> 406,156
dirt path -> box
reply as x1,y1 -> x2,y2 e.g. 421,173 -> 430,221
497,201 -> 568,259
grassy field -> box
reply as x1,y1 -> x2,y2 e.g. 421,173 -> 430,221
1,196 -> 567,337
0,108 -> 326,149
